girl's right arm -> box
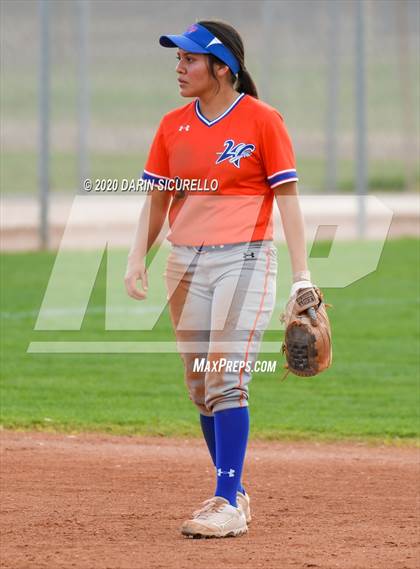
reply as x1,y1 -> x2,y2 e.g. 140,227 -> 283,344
124,189 -> 171,300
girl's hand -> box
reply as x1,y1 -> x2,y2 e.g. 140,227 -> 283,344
281,280 -> 317,325
289,279 -> 315,299
124,259 -> 148,300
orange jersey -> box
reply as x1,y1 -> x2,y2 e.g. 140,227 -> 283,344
142,93 -> 298,246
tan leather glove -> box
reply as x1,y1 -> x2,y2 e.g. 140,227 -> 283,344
281,286 -> 333,377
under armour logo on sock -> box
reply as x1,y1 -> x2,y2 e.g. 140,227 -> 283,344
217,468 -> 236,478
243,251 -> 255,260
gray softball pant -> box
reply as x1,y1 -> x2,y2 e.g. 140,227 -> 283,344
164,241 -> 277,416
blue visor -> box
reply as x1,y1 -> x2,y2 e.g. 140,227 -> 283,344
159,23 -> 240,75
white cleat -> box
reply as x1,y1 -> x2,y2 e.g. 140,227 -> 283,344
236,490 -> 252,524
192,491 -> 252,525
181,496 -> 248,539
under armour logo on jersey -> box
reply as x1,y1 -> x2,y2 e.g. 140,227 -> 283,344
216,139 -> 255,168
179,124 -> 190,132
217,468 -> 236,478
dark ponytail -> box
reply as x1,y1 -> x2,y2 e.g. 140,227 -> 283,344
197,20 -> 259,99
236,68 -> 258,99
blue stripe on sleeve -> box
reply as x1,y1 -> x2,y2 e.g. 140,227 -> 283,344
267,170 -> 298,188
142,170 -> 170,186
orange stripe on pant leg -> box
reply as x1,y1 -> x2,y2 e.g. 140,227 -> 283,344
238,247 -> 272,406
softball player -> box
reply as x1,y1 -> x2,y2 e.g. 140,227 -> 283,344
125,20 -> 314,538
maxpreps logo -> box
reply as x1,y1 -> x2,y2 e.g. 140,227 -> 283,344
216,139 -> 255,169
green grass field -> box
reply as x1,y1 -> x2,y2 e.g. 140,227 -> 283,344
1,238 -> 419,443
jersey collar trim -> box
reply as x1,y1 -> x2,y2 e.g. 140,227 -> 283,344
195,92 -> 246,127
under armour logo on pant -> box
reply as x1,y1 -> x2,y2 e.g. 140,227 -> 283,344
217,468 -> 236,478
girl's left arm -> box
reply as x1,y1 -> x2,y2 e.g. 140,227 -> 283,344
274,181 -> 311,285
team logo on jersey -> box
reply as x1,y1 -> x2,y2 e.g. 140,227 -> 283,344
216,139 -> 255,168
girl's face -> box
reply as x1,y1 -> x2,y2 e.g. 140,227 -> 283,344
176,49 -> 215,98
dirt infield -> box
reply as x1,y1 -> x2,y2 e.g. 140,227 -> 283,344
1,431 -> 419,569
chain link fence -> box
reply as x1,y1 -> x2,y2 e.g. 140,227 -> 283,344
1,0 -> 419,197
